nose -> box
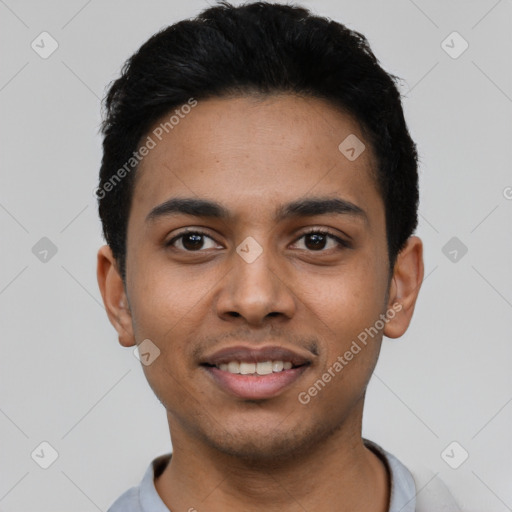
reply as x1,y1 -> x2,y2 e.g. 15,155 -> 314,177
215,242 -> 296,327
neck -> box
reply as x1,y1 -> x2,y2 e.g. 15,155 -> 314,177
155,406 -> 390,512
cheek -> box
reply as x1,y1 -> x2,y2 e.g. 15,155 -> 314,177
300,260 -> 387,341
131,277 -> 203,407
125,275 -> 196,399
128,251 -> 215,339
126,253 -> 227,392
297,274 -> 385,410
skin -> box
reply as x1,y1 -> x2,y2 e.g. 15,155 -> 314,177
97,94 -> 424,512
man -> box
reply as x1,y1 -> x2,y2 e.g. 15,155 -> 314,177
96,2 -> 461,510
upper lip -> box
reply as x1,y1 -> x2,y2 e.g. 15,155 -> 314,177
201,345 -> 313,367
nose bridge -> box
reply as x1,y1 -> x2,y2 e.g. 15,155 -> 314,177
233,235 -> 279,300
235,238 -> 275,288
216,234 -> 295,324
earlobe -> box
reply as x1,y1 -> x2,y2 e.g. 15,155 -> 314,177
383,236 -> 424,339
96,245 -> 136,347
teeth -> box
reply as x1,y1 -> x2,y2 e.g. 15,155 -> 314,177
217,360 -> 295,375
256,361 -> 273,375
240,362 -> 256,375
272,360 -> 284,372
227,361 -> 239,373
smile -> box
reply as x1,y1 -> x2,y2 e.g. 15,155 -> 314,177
200,344 -> 313,400
202,361 -> 310,400
216,360 -> 293,375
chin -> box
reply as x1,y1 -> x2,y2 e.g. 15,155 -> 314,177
211,434 -> 306,465
199,419 -> 337,467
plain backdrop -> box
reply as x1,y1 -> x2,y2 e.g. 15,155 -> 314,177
1,0 -> 511,510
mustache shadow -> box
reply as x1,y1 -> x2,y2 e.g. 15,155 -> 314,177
190,327 -> 320,360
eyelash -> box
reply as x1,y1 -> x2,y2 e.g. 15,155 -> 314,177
166,228 -> 350,252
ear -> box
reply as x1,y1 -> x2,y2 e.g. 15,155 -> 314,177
96,245 -> 136,347
383,236 -> 424,339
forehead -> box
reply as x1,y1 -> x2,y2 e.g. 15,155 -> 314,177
130,94 -> 382,225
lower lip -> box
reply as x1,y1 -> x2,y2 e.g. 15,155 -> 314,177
204,365 -> 309,400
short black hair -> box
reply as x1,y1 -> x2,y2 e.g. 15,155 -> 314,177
97,1 -> 419,282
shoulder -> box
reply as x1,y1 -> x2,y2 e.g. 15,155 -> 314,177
107,485 -> 142,512
363,438 -> 462,511
408,464 -> 462,512
106,453 -> 172,512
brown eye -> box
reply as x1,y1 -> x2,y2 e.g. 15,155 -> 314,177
181,233 -> 205,251
166,230 -> 221,251
292,229 -> 349,252
304,232 -> 328,250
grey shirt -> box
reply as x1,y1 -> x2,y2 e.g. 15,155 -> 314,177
107,439 -> 460,511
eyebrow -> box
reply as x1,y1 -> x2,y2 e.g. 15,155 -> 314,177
146,196 -> 367,224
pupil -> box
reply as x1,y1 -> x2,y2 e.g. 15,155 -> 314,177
183,233 -> 203,250
306,233 -> 326,250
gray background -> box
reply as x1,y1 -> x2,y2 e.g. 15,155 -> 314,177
1,0 -> 511,510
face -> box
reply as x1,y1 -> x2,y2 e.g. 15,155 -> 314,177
98,94 -> 423,464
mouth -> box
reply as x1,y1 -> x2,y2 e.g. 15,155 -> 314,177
200,345 -> 312,400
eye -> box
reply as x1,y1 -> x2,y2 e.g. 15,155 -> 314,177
166,228 -> 349,253
166,229 -> 222,251
291,229 -> 349,251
